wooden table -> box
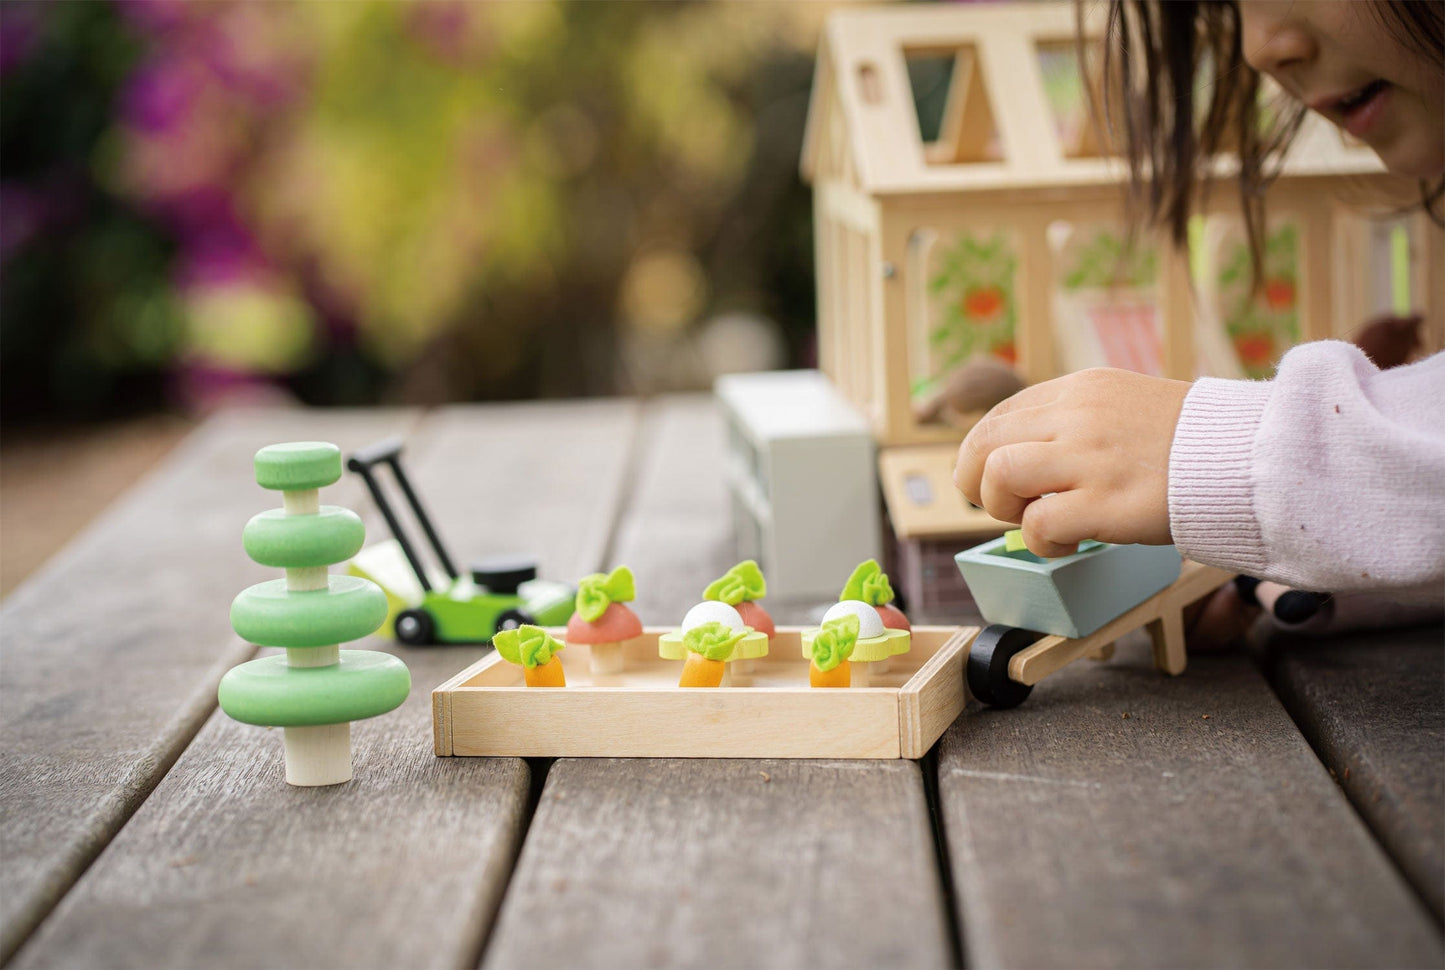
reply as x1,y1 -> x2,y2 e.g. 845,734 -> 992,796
3,399 -> 1441,969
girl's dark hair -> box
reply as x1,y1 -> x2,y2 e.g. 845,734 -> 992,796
1090,0 -> 1444,276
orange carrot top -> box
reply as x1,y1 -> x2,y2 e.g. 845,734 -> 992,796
683,621 -> 747,663
678,621 -> 747,688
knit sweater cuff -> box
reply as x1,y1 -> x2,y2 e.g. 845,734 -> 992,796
1168,377 -> 1273,575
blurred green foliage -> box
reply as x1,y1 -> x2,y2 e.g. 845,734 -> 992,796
1,0 -> 823,422
2,1 -> 184,422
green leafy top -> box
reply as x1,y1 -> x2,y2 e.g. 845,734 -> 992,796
1059,230 -> 1157,291
493,625 -> 563,669
682,621 -> 746,662
575,565 -> 636,622
811,614 -> 859,672
841,560 -> 895,607
703,560 -> 766,605
922,231 -> 1018,386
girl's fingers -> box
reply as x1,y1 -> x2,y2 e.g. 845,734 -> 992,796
1019,490 -> 1099,558
954,405 -> 1056,506
981,374 -> 1063,418
978,441 -> 1077,524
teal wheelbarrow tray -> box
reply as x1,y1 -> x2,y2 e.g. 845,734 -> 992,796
954,537 -> 1232,709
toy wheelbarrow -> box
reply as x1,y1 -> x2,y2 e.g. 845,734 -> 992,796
954,537 -> 1234,708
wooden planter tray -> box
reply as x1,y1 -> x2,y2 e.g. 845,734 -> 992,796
433,626 -> 977,759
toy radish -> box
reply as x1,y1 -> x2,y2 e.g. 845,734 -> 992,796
566,566 -> 643,675
703,561 -> 775,638
842,559 -> 910,631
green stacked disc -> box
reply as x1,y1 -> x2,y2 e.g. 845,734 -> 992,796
219,442 -> 410,786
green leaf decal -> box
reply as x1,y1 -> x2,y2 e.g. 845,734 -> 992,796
703,560 -> 766,605
1058,230 -> 1157,291
918,229 -> 1019,402
493,625 -> 562,669
840,560 -> 894,606
811,614 -> 859,672
575,565 -> 636,622
682,621 -> 745,662
1217,223 -> 1299,379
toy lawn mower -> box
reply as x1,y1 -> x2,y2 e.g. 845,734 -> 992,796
346,439 -> 574,645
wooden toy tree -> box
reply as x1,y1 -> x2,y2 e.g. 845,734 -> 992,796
220,442 -> 411,786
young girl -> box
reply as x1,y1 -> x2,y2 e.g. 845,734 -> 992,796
954,1 -> 1444,628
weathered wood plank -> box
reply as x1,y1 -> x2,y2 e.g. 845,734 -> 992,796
1261,622 -> 1444,925
938,633 -> 1444,969
11,689 -> 530,970
10,400 -> 643,970
408,401 -> 641,587
483,758 -> 953,970
607,395 -> 740,621
482,397 -> 955,969
0,407 -> 418,964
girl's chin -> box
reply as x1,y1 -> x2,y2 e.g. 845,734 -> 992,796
1371,132 -> 1445,180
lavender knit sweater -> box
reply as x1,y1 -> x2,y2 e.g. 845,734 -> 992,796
1168,341 -> 1445,604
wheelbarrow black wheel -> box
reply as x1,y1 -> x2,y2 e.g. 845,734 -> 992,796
967,624 -> 1041,709
394,609 -> 435,646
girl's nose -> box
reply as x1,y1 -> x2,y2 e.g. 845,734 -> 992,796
1239,5 -> 1317,78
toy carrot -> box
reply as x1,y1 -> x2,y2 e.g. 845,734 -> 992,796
493,625 -> 566,687
678,621 -> 746,688
809,614 -> 858,688
842,559 -> 910,632
566,565 -> 643,675
703,561 -> 775,638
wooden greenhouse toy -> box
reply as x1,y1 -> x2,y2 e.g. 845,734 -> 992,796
565,566 -> 644,676
799,1 -> 1444,610
953,535 -> 1232,709
220,442 -> 411,787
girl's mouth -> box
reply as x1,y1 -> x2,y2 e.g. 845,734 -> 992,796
1330,79 -> 1391,138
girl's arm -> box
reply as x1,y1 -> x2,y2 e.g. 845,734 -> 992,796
1171,341 -> 1445,597
955,343 -> 1445,598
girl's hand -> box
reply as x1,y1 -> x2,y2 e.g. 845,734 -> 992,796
952,368 -> 1191,558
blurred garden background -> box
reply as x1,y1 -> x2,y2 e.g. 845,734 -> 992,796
1,0 -> 848,592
